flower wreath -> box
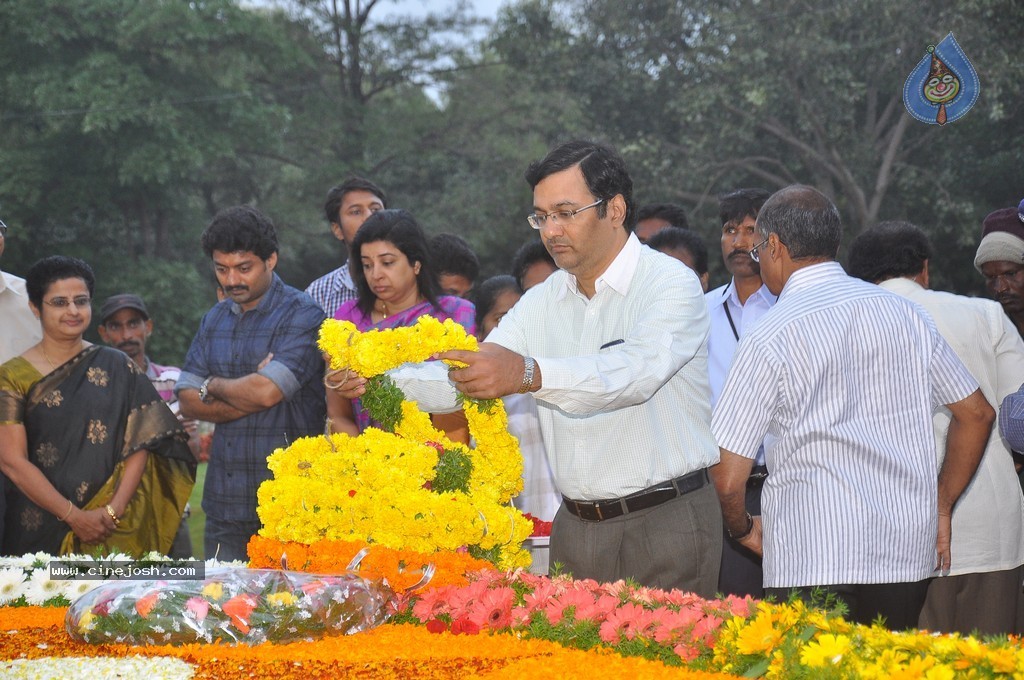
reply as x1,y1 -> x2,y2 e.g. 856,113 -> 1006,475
256,316 -> 532,571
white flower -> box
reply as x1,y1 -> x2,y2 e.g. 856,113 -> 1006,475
141,551 -> 171,562
66,579 -> 101,602
0,567 -> 27,605
5,554 -> 35,569
23,568 -> 65,605
205,558 -> 246,569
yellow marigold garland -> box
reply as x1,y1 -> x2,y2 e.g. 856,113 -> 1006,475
257,316 -> 531,571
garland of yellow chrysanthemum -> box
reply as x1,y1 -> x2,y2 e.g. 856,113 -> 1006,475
256,316 -> 532,571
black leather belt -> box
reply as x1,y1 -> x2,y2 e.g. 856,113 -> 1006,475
562,469 -> 708,522
747,465 -> 769,490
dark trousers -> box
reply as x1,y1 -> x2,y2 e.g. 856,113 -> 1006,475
204,516 -> 261,563
765,580 -> 930,630
919,565 -> 1024,636
167,506 -> 193,559
550,483 -> 722,597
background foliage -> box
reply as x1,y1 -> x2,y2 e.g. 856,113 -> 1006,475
1,0 -> 1021,362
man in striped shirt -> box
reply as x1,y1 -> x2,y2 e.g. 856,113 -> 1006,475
305,177 -> 387,316
710,185 -> 994,629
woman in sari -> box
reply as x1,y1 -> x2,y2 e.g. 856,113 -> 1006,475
0,256 -> 195,557
325,209 -> 475,439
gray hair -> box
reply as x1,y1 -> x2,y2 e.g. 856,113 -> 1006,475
756,185 -> 842,260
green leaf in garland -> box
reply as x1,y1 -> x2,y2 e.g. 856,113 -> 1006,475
432,447 -> 473,493
468,544 -> 501,565
362,374 -> 405,431
457,392 -> 498,415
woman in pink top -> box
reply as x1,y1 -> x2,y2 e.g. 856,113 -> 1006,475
327,209 -> 475,438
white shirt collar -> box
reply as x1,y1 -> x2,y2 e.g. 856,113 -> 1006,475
708,278 -> 777,309
556,232 -> 640,301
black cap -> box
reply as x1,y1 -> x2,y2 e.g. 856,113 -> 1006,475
99,294 -> 149,324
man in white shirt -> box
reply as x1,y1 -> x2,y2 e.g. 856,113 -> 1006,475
0,218 -> 42,364
305,177 -> 387,316
0,217 -> 43,549
712,185 -> 994,629
373,141 -> 722,594
704,188 -> 774,598
848,221 -> 1024,635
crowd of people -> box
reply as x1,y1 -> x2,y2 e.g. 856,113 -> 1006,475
1,139 -> 1023,637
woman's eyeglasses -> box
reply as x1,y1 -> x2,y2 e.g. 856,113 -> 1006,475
43,296 -> 92,309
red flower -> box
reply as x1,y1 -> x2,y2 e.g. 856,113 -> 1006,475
348,489 -> 357,497
425,618 -> 448,634
93,592 -> 117,617
522,512 -> 552,537
450,616 -> 481,635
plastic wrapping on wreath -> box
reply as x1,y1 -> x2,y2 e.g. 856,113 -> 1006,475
65,566 -> 397,646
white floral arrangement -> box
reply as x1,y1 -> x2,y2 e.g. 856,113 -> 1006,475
1,655 -> 195,680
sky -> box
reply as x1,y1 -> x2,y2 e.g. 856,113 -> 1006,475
382,0 -> 508,22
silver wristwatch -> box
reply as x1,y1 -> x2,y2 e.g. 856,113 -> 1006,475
198,376 -> 214,403
517,356 -> 535,394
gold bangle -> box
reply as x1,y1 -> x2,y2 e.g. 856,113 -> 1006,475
105,504 -> 121,527
57,500 -> 74,522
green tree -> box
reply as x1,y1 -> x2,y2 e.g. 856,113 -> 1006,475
0,0 -> 318,357
489,0 -> 1023,291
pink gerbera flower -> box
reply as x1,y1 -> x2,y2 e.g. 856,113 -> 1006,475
522,579 -> 558,612
572,592 -> 620,624
692,614 -> 725,646
412,585 -> 455,621
651,607 -> 703,644
598,602 -> 656,643
467,587 -> 515,630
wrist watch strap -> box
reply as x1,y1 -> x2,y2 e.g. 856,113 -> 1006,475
517,357 -> 535,394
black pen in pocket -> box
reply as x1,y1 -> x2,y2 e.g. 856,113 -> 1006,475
599,339 -> 625,349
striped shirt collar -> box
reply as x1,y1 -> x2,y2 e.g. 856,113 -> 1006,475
556,232 -> 641,301
778,260 -> 845,298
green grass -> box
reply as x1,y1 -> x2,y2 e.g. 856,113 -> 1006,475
187,462 -> 206,559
